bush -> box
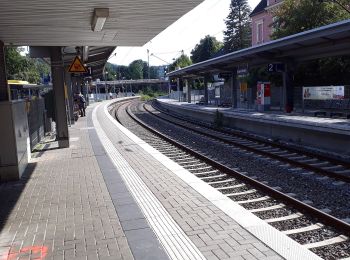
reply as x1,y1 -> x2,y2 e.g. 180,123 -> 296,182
139,88 -> 166,101
140,95 -> 153,101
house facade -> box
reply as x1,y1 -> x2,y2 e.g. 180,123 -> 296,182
250,0 -> 283,46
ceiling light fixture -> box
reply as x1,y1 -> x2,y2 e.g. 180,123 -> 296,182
91,8 -> 109,32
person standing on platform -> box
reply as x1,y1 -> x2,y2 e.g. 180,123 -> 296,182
78,93 -> 86,117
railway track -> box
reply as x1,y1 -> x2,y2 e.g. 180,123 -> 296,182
150,100 -> 350,183
111,99 -> 350,260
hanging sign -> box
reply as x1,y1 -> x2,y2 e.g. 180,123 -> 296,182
68,56 -> 88,73
267,63 -> 285,73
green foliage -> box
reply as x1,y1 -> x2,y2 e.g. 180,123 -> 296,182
190,35 -> 223,63
5,47 -> 50,83
168,54 -> 192,72
117,64 -> 131,80
246,66 -> 282,87
213,109 -> 224,128
139,87 -> 166,101
106,61 -> 168,81
105,63 -> 117,80
293,57 -> 350,86
270,0 -> 350,86
223,0 -> 251,53
128,59 -> 144,79
272,0 -> 350,39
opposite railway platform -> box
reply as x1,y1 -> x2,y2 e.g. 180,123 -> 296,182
0,98 -> 323,260
156,98 -> 350,157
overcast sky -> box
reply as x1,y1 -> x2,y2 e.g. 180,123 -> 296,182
109,0 -> 261,66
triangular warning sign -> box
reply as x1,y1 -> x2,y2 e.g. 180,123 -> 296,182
68,56 -> 88,73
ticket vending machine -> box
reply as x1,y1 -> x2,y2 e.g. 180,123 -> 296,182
257,82 -> 271,111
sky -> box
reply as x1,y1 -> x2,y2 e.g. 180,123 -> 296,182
109,0 -> 261,66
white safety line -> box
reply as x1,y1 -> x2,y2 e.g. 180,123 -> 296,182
92,104 -> 206,260
102,100 -> 322,260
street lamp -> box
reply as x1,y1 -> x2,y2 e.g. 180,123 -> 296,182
104,71 -> 108,100
318,0 -> 350,14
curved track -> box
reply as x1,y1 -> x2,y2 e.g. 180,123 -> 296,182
110,99 -> 350,260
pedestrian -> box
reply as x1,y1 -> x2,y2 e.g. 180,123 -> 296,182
78,93 -> 86,117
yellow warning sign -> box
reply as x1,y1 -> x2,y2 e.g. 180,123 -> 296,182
68,56 -> 88,73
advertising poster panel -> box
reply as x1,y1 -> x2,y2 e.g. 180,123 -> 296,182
264,83 -> 271,105
303,86 -> 344,100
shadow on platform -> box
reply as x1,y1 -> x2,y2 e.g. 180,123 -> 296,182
0,162 -> 37,233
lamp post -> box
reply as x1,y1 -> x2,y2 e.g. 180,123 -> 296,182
318,0 -> 350,14
104,71 -> 108,100
113,74 -> 116,97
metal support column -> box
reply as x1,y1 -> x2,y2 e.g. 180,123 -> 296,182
204,75 -> 209,105
50,47 -> 69,148
187,79 -> 192,103
177,77 -> 180,102
76,77 -> 82,94
282,63 -> 294,113
230,71 -> 238,108
64,72 -> 74,124
0,41 -> 9,101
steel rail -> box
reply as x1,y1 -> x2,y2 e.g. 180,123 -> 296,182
148,102 -> 350,183
116,102 -> 350,235
153,100 -> 350,167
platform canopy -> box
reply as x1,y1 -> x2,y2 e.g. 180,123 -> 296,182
167,19 -> 350,77
0,0 -> 204,46
0,0 -> 205,78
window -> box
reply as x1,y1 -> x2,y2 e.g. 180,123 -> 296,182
257,21 -> 263,44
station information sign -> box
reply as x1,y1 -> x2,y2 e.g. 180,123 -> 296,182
303,86 -> 344,100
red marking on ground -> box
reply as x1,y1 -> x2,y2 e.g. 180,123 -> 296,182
2,246 -> 48,260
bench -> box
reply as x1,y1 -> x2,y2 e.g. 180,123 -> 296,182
218,99 -> 232,107
312,99 -> 350,118
220,102 -> 232,108
196,100 -> 206,105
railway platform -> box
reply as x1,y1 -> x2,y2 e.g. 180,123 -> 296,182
0,98 -> 322,260
156,98 -> 350,156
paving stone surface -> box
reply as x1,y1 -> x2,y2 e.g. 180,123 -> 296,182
0,99 -> 284,260
0,107 -> 134,260
96,102 -> 283,260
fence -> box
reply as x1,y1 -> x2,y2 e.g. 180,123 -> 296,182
27,98 -> 46,150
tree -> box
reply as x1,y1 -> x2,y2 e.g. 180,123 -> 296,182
117,65 -> 130,80
190,35 -> 223,63
168,54 -> 192,72
105,63 -> 117,80
128,60 -> 144,79
272,0 -> 350,39
5,47 -> 50,83
270,0 -> 350,86
223,0 -> 251,53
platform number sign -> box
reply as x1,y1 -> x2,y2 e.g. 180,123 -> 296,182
267,63 -> 285,73
84,67 -> 93,77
